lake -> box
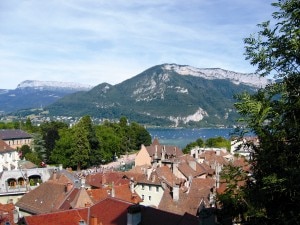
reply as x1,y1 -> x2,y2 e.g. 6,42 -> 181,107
147,127 -> 234,149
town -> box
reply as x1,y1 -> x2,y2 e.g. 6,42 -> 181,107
0,126 -> 252,225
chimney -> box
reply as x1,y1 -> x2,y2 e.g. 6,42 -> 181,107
111,182 -> 115,197
66,182 -> 73,192
81,177 -> 86,188
90,216 -> 98,225
53,170 -> 57,180
172,185 -> 179,202
146,167 -> 152,180
130,178 -> 135,193
78,220 -> 87,225
102,174 -> 106,186
161,146 -> 165,160
151,174 -> 156,183
127,205 -> 142,225
195,147 -> 199,159
188,160 -> 197,171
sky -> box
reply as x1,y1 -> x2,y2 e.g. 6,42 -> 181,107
0,0 -> 275,89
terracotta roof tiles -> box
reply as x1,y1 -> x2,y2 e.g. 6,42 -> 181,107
0,140 -> 15,153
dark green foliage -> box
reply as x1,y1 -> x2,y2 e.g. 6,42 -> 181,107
50,128 -> 74,168
205,136 -> 230,151
31,133 -> 47,163
48,116 -> 151,169
71,120 -> 90,171
44,65 -> 257,127
217,164 -> 249,224
19,145 -> 31,160
182,138 -> 204,154
219,1 -> 300,224
183,136 -> 230,154
39,121 -> 68,164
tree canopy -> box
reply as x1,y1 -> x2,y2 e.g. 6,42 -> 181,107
219,1 -> 300,224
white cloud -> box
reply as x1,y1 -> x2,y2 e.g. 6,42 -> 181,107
0,0 -> 274,89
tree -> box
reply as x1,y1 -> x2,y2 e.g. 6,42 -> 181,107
183,138 -> 205,154
205,136 -> 230,150
230,1 -> 300,224
50,128 -> 74,168
40,121 -> 68,163
19,145 -> 31,160
31,133 -> 47,163
217,164 -> 249,224
71,120 -> 90,171
78,116 -> 100,167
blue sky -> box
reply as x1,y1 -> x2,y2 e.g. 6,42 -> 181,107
0,0 -> 274,89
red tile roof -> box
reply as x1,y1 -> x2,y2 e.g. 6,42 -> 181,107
24,197 -> 132,225
0,140 -> 15,153
156,166 -> 183,186
16,174 -> 77,215
146,139 -> 183,160
24,208 -> 88,225
158,178 -> 215,216
87,183 -> 142,204
24,197 -> 200,225
85,171 -> 129,188
0,203 -> 16,225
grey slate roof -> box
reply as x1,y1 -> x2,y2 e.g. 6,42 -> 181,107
0,129 -> 33,140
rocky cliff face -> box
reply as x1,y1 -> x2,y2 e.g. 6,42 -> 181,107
45,63 -> 270,127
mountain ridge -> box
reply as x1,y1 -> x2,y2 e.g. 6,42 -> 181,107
16,80 -> 93,91
44,63 -> 270,127
0,80 -> 94,114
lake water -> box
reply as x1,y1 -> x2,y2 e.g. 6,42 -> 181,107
147,128 -> 234,149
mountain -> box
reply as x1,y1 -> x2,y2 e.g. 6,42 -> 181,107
44,64 -> 271,127
0,80 -> 93,114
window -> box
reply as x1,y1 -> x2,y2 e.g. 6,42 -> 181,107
142,184 -> 145,190
142,195 -> 144,200
148,196 -> 151,201
156,186 -> 159,192
149,186 -> 152,191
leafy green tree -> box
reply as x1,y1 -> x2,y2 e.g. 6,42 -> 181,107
132,122 -> 152,148
228,1 -> 300,224
31,133 -> 47,163
50,128 -> 74,168
205,136 -> 230,150
217,164 -> 249,224
25,152 -> 41,166
76,115 -> 100,167
19,145 -> 31,160
95,125 -> 121,162
40,121 -> 68,163
71,121 -> 90,171
183,138 -> 204,154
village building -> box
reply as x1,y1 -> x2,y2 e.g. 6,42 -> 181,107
0,140 -> 20,172
135,138 -> 183,167
0,202 -> 18,225
22,197 -> 199,225
0,129 -> 32,150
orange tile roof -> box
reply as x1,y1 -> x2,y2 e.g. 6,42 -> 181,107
87,184 -> 142,204
158,178 -> 215,216
16,181 -> 73,214
24,208 -> 88,225
156,166 -> 183,186
0,203 -> 16,225
85,171 -> 129,188
23,197 -> 200,225
146,139 -> 183,159
0,140 -> 15,153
